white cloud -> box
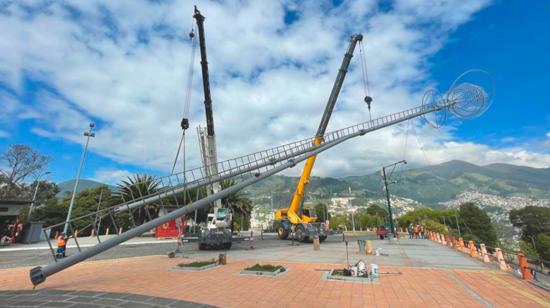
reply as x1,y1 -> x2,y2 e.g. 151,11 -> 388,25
0,130 -> 9,138
93,168 -> 132,185
1,0 -> 549,181
543,132 -> 550,148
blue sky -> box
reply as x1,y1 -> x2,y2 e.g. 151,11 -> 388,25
0,0 -> 549,184
430,0 -> 550,149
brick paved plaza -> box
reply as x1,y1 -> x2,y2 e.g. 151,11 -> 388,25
1,238 -> 549,307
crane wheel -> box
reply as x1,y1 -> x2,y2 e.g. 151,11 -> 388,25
295,225 -> 305,242
277,224 -> 289,240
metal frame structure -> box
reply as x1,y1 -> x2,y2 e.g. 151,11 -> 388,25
29,80 -> 490,285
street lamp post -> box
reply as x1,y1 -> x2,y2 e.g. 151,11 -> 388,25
350,207 -> 357,232
63,123 -> 95,234
382,160 -> 407,238
28,171 -> 51,219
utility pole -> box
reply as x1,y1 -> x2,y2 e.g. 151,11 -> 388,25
455,214 -> 461,238
350,207 -> 356,232
382,160 -> 407,238
64,123 -> 95,234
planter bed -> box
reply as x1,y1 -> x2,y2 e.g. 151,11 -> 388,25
323,269 -> 378,284
239,264 -> 287,277
172,259 -> 218,272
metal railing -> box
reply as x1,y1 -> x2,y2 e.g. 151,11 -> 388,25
40,99 -> 452,264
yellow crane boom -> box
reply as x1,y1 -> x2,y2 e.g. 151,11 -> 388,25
274,34 -> 364,241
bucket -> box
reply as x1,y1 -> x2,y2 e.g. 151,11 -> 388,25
357,240 -> 365,253
370,264 -> 379,277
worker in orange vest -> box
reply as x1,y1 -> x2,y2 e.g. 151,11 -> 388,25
56,233 -> 67,259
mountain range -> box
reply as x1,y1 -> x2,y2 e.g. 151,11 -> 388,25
244,160 -> 550,209
56,179 -> 113,198
56,160 -> 550,210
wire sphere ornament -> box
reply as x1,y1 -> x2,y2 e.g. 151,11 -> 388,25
421,89 -> 447,128
446,69 -> 495,119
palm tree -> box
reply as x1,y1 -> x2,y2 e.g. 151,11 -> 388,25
117,174 -> 161,224
221,179 -> 253,231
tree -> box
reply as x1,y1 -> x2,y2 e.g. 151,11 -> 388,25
221,179 -> 252,231
17,180 -> 60,223
423,219 -> 447,234
510,206 -> 550,262
366,204 -> 388,222
459,202 -> 497,247
330,214 -> 352,231
357,213 -> 381,229
398,207 -> 439,228
0,145 -> 51,192
32,185 -> 119,235
510,206 -> 550,242
314,203 -> 329,222
536,234 -> 550,263
116,174 -> 161,224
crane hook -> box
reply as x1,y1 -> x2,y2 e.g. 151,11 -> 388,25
189,30 -> 195,39
364,96 -> 373,110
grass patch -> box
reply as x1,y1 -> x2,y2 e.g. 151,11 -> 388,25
331,269 -> 346,276
177,259 -> 216,268
244,264 -> 285,272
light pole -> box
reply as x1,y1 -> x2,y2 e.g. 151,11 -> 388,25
382,160 -> 407,238
63,123 -> 95,234
350,207 -> 357,232
28,171 -> 51,219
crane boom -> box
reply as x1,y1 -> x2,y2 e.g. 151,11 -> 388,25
194,6 -> 231,248
194,6 -> 215,137
194,6 -> 221,199
285,35 -> 363,224
316,34 -> 363,138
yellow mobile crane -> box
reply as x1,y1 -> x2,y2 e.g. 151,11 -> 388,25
274,34 -> 367,242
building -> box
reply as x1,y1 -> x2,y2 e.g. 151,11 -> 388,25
0,199 -> 31,237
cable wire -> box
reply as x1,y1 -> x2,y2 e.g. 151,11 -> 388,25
359,41 -> 372,121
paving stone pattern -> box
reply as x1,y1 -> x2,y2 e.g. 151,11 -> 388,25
1,238 -> 549,307
0,290 -> 216,307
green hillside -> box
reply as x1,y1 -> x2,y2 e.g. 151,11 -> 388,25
56,179 -> 112,197
244,160 -> 550,207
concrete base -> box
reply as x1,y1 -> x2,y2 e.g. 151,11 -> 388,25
323,269 -> 379,284
239,267 -> 288,277
171,262 -> 218,272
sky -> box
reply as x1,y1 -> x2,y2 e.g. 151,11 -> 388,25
0,0 -> 549,185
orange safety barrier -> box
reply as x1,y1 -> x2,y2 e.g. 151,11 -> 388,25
441,235 -> 447,246
468,240 -> 477,257
517,253 -> 533,280
459,238 -> 465,253
452,238 -> 457,249
495,248 -> 508,270
480,244 -> 490,262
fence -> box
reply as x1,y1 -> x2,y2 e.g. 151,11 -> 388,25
425,231 -> 550,288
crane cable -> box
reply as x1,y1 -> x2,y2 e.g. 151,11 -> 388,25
410,122 -> 432,166
171,24 -> 198,186
358,41 -> 372,121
